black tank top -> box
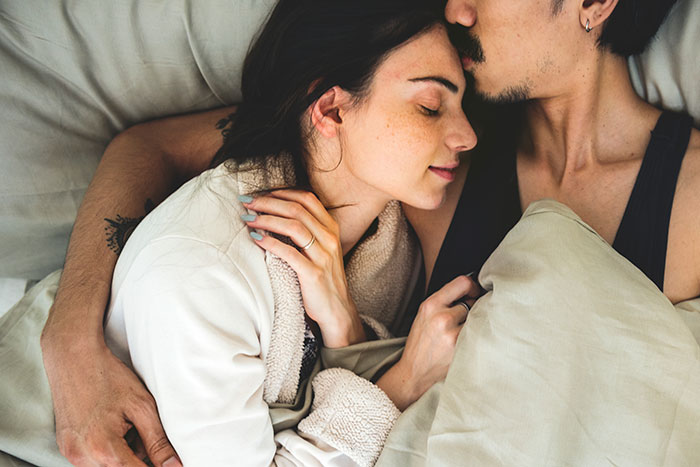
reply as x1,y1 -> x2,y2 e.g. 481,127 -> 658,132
428,110 -> 693,296
613,112 -> 693,290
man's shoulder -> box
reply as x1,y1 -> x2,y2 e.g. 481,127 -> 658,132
674,125 -> 700,233
680,126 -> 700,187
687,125 -> 700,155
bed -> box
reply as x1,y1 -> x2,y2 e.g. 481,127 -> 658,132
1,1 -> 699,466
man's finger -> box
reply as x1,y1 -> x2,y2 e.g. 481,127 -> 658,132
93,436 -> 149,467
125,427 -> 148,461
450,303 -> 470,324
430,275 -> 479,304
128,406 -> 181,467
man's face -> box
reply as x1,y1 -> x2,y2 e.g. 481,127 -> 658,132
444,0 -> 582,104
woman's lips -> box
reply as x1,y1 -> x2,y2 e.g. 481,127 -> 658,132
429,165 -> 457,182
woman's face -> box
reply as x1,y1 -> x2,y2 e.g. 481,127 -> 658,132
339,25 -> 476,210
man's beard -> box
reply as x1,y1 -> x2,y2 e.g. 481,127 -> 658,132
447,23 -> 530,105
446,22 -> 484,64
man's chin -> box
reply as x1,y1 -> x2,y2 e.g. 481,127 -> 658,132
470,78 -> 530,106
481,86 -> 530,105
463,68 -> 531,105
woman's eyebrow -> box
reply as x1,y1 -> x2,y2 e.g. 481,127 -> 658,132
408,76 -> 459,94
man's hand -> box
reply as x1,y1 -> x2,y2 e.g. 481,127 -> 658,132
377,274 -> 481,411
41,332 -> 181,466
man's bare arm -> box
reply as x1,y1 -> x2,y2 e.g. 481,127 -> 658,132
40,106 -> 235,467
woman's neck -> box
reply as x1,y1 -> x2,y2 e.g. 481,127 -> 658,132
307,150 -> 391,255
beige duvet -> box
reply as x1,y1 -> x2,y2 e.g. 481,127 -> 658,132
378,200 -> 700,467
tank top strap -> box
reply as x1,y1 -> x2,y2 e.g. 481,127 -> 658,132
612,111 -> 693,291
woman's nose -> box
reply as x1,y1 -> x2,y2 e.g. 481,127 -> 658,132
446,113 -> 477,154
444,0 -> 477,28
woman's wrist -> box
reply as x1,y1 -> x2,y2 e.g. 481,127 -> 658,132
320,310 -> 366,348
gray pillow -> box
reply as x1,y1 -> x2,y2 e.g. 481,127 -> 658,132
629,0 -> 700,127
0,0 -> 698,280
0,0 -> 275,279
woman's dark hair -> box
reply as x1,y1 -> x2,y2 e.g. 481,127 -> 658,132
210,0 -> 445,188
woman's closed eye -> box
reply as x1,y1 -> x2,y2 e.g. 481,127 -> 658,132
419,105 -> 440,117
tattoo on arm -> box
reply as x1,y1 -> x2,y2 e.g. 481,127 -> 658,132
104,199 -> 155,255
215,112 -> 237,142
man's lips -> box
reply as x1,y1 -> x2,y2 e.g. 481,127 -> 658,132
429,163 -> 459,182
460,54 -> 474,69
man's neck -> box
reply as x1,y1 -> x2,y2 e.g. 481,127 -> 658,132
521,52 -> 659,184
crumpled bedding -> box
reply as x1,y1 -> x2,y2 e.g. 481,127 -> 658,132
378,200 -> 700,467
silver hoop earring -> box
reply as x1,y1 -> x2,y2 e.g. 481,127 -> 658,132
585,19 -> 591,33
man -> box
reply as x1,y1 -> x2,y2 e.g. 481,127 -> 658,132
40,0 -> 698,465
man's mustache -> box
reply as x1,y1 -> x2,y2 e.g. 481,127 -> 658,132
446,23 -> 485,64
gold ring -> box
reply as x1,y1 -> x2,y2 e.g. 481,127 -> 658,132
301,235 -> 316,250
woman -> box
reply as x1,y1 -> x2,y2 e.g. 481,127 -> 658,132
103,0 -> 477,465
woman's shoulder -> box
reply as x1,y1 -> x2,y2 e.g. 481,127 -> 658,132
125,165 -> 249,254
112,164 -> 267,290
105,165 -> 276,364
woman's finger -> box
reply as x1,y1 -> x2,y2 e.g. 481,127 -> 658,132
242,195 -> 340,255
244,214 -> 312,248
242,195 -> 318,229
267,189 -> 336,233
250,231 -> 316,277
244,214 -> 334,264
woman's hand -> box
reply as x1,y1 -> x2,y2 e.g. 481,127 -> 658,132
241,190 -> 365,348
377,275 -> 481,411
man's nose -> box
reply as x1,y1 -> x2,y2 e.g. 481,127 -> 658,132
444,0 -> 477,28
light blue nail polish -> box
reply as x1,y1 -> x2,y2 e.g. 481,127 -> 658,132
238,195 -> 253,203
250,232 -> 263,241
241,214 -> 257,222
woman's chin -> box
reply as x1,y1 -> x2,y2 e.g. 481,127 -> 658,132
403,192 -> 445,211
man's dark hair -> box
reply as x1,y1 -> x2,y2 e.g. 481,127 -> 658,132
552,0 -> 679,57
551,0 -> 565,15
599,0 -> 679,56
210,0 -> 444,189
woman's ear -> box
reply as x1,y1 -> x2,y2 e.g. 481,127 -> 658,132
310,86 -> 352,139
579,0 -> 619,32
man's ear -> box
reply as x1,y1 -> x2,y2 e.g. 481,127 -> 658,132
579,0 -> 619,31
310,86 -> 352,139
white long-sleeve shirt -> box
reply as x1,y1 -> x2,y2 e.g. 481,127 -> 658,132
104,164 -> 400,466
